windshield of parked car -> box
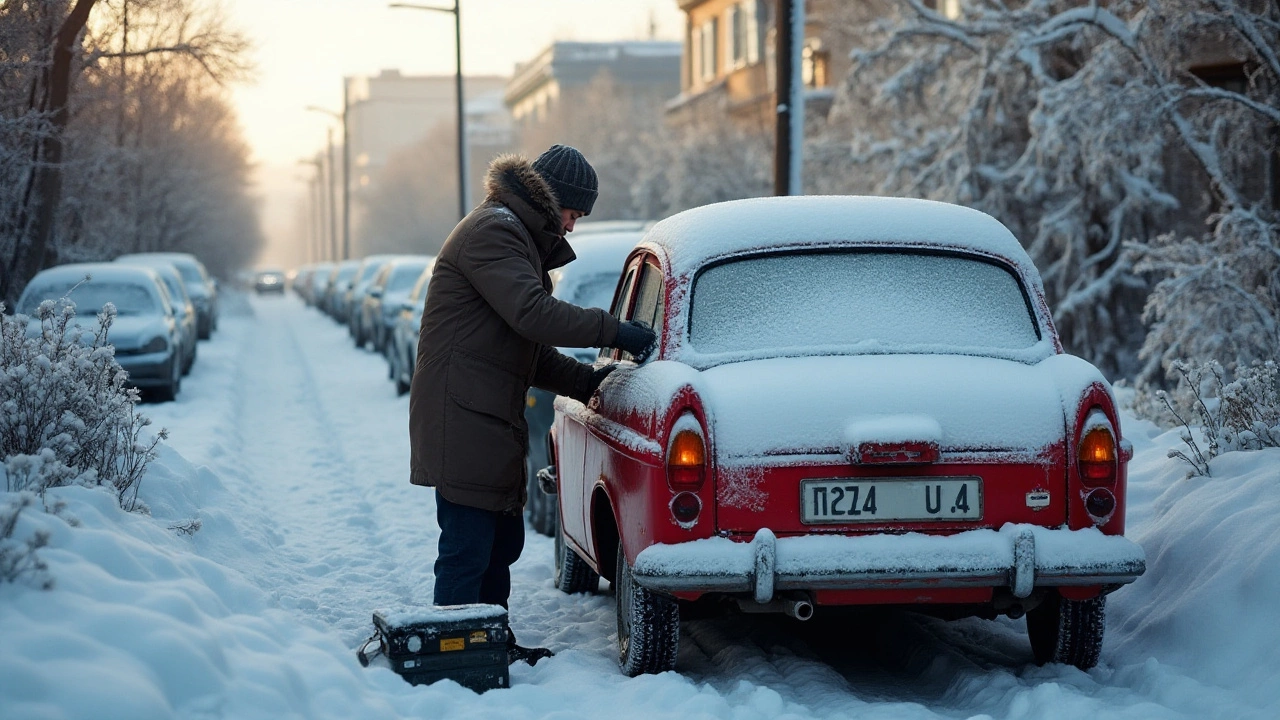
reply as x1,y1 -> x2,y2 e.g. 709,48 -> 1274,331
357,261 -> 386,286
168,261 -> 205,285
20,281 -> 158,317
557,272 -> 618,310
688,250 -> 1040,358
387,264 -> 428,293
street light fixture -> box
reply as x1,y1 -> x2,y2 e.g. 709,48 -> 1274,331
389,1 -> 470,221
306,104 -> 350,261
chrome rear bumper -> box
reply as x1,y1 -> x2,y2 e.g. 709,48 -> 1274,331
631,524 -> 1146,603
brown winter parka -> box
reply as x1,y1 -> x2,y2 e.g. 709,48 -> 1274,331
408,155 -> 620,512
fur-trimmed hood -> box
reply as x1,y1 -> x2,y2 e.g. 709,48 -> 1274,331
484,154 -> 561,235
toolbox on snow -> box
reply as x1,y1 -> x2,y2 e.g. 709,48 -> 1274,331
359,604 -> 510,692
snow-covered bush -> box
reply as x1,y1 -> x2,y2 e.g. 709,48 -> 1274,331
0,297 -> 164,509
0,492 -> 53,589
1143,359 -> 1280,477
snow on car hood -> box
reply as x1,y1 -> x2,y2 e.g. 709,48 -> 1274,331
699,354 -> 1086,462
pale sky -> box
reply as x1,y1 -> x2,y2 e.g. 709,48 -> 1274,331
226,0 -> 684,265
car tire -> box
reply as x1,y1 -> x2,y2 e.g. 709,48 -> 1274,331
554,507 -> 599,594
155,356 -> 181,402
1027,592 -> 1105,670
615,543 -> 679,676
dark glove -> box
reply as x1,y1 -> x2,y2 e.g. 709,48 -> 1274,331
579,364 -> 616,401
614,320 -> 656,362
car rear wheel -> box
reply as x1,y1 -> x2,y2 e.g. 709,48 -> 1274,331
554,507 -> 599,594
1027,592 -> 1105,670
615,544 -> 679,676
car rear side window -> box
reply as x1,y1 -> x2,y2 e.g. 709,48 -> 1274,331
689,250 -> 1040,357
600,265 -> 638,361
631,262 -> 664,333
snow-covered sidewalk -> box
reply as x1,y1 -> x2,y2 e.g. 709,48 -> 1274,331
2,293 -> 1277,719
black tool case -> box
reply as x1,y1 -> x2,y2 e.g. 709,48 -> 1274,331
366,605 -> 510,692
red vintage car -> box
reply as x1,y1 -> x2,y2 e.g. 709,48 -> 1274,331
547,196 -> 1145,676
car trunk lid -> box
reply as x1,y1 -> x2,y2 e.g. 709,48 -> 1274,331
699,354 -> 1069,534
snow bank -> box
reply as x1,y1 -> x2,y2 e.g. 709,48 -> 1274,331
1108,420 -> 1280,700
0,447 -> 402,719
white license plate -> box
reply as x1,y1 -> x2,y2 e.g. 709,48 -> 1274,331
800,477 -> 983,524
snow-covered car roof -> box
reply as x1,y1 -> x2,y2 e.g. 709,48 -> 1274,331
25,262 -> 165,288
640,196 -> 1037,278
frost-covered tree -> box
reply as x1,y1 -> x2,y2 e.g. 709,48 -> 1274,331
0,0 -> 260,301
811,0 -> 1279,380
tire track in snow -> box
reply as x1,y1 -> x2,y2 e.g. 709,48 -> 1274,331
168,295 -> 432,646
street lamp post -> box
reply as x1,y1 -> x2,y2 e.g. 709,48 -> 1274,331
297,157 -> 326,262
306,104 -> 349,260
389,1 -> 470,221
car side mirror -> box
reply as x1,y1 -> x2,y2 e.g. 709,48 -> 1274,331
400,300 -> 413,312
369,288 -> 383,299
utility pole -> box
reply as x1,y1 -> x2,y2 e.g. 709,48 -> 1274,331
390,1 -> 470,220
774,0 -> 805,196
342,81 -> 352,260
326,127 -> 339,261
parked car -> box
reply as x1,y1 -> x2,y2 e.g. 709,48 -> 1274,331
524,231 -> 643,537
357,255 -> 432,353
293,265 -> 314,301
548,196 -> 1146,676
113,258 -> 198,375
254,268 -> 287,294
307,262 -> 334,307
322,260 -> 362,320
17,263 -> 185,400
388,265 -> 434,396
345,254 -> 398,344
115,252 -> 218,339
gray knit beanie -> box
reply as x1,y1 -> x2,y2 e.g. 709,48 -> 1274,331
532,144 -> 598,215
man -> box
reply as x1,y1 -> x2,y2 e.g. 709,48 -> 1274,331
408,145 -> 654,664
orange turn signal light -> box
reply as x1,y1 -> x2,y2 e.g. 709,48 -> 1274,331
667,429 -> 706,490
1078,427 -> 1117,485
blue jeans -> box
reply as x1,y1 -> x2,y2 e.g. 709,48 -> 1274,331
432,490 -> 526,608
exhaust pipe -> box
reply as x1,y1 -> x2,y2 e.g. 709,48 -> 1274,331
734,593 -> 815,621
784,596 -> 814,622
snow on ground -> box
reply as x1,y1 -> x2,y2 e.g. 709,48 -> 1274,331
2,292 -> 1277,719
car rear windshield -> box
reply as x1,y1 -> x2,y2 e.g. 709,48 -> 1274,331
20,281 -> 158,317
688,250 -> 1040,357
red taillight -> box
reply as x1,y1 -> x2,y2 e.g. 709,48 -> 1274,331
667,428 -> 706,490
1078,426 -> 1117,487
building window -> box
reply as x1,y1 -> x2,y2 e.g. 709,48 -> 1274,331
700,18 -> 719,82
802,40 -> 829,89
727,0 -> 761,70
924,0 -> 962,20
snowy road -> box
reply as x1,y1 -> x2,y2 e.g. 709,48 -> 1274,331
129,293 -> 1273,719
